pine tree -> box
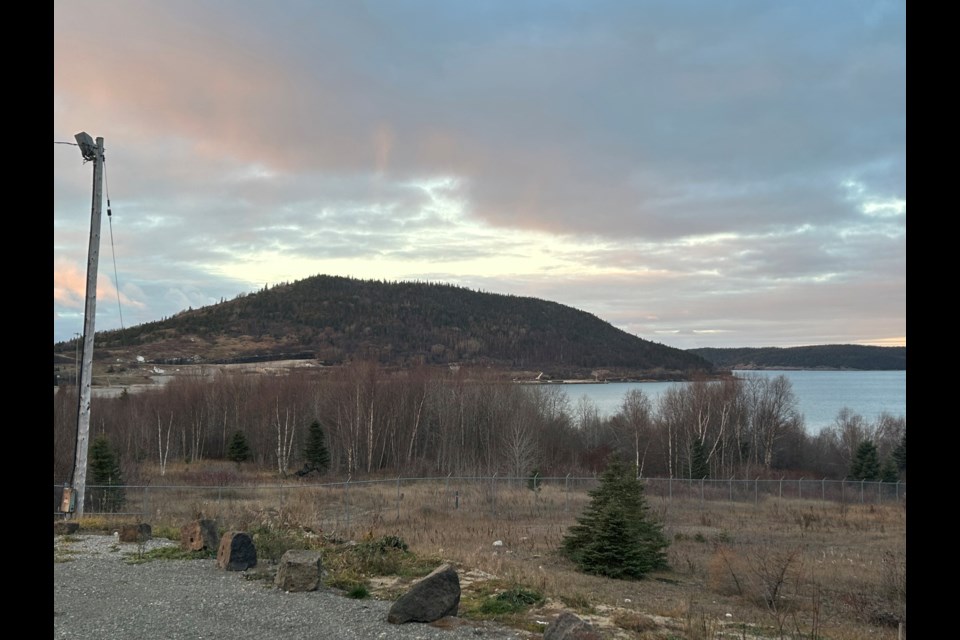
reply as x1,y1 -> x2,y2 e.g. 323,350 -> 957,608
561,458 -> 668,579
849,440 -> 880,481
302,420 -> 331,474
89,434 -> 125,512
880,456 -> 899,483
226,431 -> 252,463
892,433 -> 906,472
689,438 -> 709,479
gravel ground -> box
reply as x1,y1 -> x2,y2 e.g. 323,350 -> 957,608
54,534 -> 528,640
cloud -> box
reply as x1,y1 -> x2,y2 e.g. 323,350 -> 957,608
53,1 -> 905,349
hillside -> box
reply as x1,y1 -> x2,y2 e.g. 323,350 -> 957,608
687,345 -> 906,370
54,275 -> 714,379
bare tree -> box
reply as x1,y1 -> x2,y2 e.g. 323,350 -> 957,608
157,411 -> 173,477
745,375 -> 800,470
275,399 -> 296,476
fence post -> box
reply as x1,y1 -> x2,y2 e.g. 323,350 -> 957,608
533,471 -> 540,515
799,477 -> 804,500
860,479 -> 865,504
729,476 -> 733,501
491,472 -> 497,517
822,477 -> 826,502
669,476 -> 673,501
755,477 -> 759,505
345,475 -> 351,532
779,476 -> 784,499
144,486 -> 150,520
565,473 -> 570,512
896,481 -> 900,502
700,477 -> 705,506
396,476 -> 401,521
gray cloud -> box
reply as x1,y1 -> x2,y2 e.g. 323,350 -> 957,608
54,0 -> 905,349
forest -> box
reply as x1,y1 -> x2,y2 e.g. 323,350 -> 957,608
52,275 -> 713,379
53,363 -> 905,487
689,345 -> 906,371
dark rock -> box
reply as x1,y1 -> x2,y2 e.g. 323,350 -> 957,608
387,563 -> 460,624
54,522 -> 80,535
544,612 -> 604,640
275,549 -> 323,592
181,519 -> 219,551
217,531 -> 257,571
119,523 -> 152,543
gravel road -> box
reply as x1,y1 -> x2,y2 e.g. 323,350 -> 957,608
54,534 -> 528,640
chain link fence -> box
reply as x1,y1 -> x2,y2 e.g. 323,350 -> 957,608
54,475 -> 904,533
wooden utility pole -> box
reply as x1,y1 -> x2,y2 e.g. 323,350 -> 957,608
66,132 -> 104,518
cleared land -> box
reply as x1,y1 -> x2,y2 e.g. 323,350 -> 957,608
60,466 -> 906,640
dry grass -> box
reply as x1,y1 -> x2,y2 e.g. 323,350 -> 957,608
70,470 -> 906,639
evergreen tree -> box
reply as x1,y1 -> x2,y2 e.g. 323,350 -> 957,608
880,456 -> 899,483
226,431 -> 252,463
849,440 -> 880,481
89,434 -> 125,512
892,433 -> 906,472
689,438 -> 709,479
302,420 -> 331,474
561,458 -> 668,579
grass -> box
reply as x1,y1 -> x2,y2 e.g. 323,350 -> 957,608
69,472 -> 906,639
124,546 -> 215,564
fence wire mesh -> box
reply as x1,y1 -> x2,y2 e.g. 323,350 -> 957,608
54,475 -> 904,538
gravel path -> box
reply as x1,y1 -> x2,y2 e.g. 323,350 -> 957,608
54,534 -> 528,640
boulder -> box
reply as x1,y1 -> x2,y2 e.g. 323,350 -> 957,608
217,531 -> 257,571
387,563 -> 460,624
119,523 -> 152,543
181,519 -> 219,551
54,522 -> 80,535
544,612 -> 604,640
275,549 -> 323,592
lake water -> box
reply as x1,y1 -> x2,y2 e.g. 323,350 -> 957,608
555,370 -> 906,434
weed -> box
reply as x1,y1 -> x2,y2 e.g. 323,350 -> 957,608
346,584 -> 370,599
612,610 -> 657,633
558,592 -> 594,613
683,601 -> 721,640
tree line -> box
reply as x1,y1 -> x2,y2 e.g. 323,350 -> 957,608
53,364 -> 905,486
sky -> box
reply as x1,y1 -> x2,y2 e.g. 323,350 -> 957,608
53,1 -> 905,351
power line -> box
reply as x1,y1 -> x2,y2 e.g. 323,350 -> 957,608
104,159 -> 126,331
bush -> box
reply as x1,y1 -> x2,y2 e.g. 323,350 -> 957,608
561,458 -> 668,579
479,587 -> 544,615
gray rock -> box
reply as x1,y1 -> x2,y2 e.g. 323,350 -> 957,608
543,612 -> 604,640
181,519 -> 219,551
275,549 -> 323,592
54,521 -> 80,535
119,523 -> 152,543
387,563 -> 460,624
217,531 -> 257,571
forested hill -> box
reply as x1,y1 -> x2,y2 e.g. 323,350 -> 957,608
687,345 -> 905,370
63,275 -> 714,378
